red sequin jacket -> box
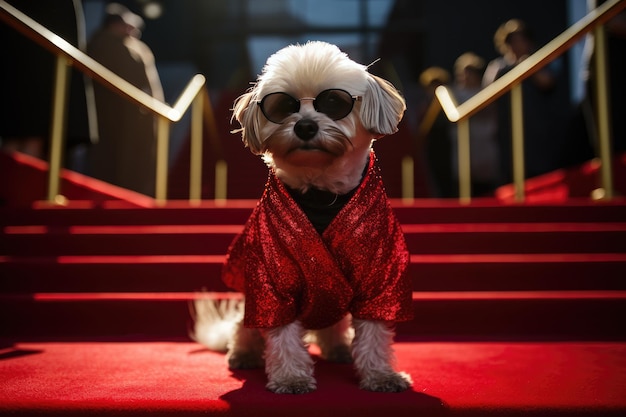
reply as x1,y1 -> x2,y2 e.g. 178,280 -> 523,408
222,152 -> 413,329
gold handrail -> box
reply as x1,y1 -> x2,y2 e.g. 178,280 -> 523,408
592,22 -> 614,200
434,0 -> 626,202
0,0 -> 207,204
47,55 -> 71,204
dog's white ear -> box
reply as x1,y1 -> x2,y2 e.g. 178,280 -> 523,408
360,74 -> 406,137
231,89 -> 264,154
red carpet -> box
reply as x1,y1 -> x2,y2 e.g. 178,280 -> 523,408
1,340 -> 625,416
495,153 -> 626,203
0,151 -> 155,208
2,151 -> 626,415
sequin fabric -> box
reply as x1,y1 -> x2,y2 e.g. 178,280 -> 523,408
221,151 -> 413,329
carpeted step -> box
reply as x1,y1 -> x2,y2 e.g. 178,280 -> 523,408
2,199 -> 626,228
403,222 -> 626,254
1,291 -> 625,340
2,200 -> 625,342
1,224 -> 243,256
0,339 -> 625,416
0,203 -> 256,227
3,222 -> 625,256
392,198 -> 626,224
2,253 -> 625,293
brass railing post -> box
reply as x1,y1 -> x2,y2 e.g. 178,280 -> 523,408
401,155 -> 414,202
592,24 -> 614,200
200,88 -> 227,203
189,92 -> 204,204
215,159 -> 227,203
510,84 -> 526,203
457,119 -> 471,203
154,116 -> 170,205
47,54 -> 71,204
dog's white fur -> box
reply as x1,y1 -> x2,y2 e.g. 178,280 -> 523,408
193,41 -> 410,394
232,41 -> 405,195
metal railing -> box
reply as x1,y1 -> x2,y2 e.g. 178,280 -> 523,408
0,0 -> 214,205
4,0 -> 624,205
433,0 -> 626,203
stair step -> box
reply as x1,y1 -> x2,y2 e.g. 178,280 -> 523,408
3,222 -> 625,256
0,224 -> 242,256
6,289 -> 623,301
2,253 -> 625,292
0,204 -> 256,227
393,199 -> 626,224
2,200 -> 625,342
1,291 -> 625,340
2,199 -> 626,227
404,222 -> 626,254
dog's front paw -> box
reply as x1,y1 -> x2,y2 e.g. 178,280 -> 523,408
227,350 -> 264,369
360,371 -> 412,393
267,376 -> 317,394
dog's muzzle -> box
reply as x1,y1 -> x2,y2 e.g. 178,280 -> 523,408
294,119 -> 319,141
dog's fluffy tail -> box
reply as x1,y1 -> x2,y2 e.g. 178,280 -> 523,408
190,293 -> 244,352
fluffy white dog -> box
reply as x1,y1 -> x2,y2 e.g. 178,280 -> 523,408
193,41 -> 413,394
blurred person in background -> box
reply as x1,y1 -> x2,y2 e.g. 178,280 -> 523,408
417,66 -> 455,197
451,52 -> 501,196
483,19 -> 571,183
567,3 -> 626,165
86,2 -> 164,197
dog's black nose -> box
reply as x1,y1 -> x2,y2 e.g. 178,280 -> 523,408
294,119 -> 318,141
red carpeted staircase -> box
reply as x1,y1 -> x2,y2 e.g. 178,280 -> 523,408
1,195 -> 626,416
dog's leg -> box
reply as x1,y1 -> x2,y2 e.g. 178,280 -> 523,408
227,320 -> 265,369
312,315 -> 354,363
264,321 -> 316,394
351,319 -> 412,392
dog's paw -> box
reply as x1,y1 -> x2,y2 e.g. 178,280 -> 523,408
227,350 -> 264,369
267,376 -> 317,394
359,371 -> 412,393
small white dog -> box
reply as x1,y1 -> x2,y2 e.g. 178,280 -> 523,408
193,41 -> 413,394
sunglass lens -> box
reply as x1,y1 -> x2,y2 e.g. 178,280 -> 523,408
261,92 -> 299,123
315,89 -> 354,120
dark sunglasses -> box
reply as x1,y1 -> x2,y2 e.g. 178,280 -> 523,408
257,89 -> 361,124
